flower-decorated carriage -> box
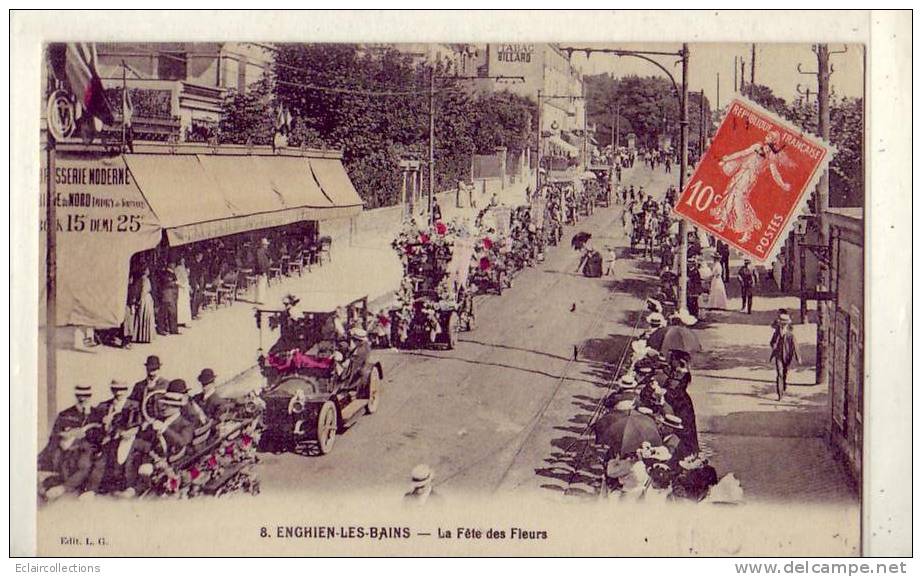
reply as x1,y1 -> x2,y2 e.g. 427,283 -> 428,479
469,233 -> 512,295
390,222 -> 476,350
253,294 -> 383,455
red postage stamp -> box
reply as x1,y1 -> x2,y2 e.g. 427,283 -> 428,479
673,97 -> 835,263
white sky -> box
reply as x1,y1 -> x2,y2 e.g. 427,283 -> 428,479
567,43 -> 865,108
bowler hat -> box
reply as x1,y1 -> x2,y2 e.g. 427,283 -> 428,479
198,368 -> 217,385
144,355 -> 161,370
167,379 -> 188,394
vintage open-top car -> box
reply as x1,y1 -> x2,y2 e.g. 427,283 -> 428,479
255,294 -> 382,455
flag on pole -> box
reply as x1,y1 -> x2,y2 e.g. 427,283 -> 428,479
275,103 -> 292,135
122,61 -> 134,152
273,103 -> 292,151
49,43 -> 114,142
63,43 -> 114,126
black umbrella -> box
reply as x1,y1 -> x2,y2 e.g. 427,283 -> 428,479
571,231 -> 592,251
647,325 -> 703,355
593,409 -> 662,457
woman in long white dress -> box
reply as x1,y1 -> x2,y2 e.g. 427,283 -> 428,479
708,255 -> 729,310
175,256 -> 193,326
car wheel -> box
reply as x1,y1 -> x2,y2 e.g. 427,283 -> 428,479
365,371 -> 380,415
316,401 -> 337,455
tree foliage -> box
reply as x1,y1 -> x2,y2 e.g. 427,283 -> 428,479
584,74 -> 713,154
748,83 -> 864,207
206,44 -> 537,208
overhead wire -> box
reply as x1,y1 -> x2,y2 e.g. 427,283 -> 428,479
100,45 -> 468,98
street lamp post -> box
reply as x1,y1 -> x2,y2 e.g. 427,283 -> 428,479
677,44 -> 690,316
560,44 -> 691,315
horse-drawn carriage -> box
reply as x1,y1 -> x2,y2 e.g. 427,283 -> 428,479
255,294 -> 382,455
390,224 -> 476,349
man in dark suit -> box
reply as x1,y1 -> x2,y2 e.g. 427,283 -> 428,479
737,259 -> 757,314
119,391 -> 195,498
770,313 -> 801,401
84,380 -> 141,495
189,251 -> 208,320
193,368 -> 229,420
39,384 -> 104,499
129,355 -> 169,416
159,263 -> 180,334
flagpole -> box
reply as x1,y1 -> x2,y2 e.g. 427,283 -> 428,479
121,60 -> 127,151
45,48 -> 58,428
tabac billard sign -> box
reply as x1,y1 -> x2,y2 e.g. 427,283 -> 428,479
673,98 -> 835,263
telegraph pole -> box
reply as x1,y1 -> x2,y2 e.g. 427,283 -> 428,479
676,44 -> 690,316
44,48 -> 58,426
716,72 -> 721,110
795,43 -> 841,385
733,56 -> 738,94
428,67 -> 436,225
750,43 -> 756,94
814,43 -> 831,386
699,89 -> 706,153
536,89 -> 542,191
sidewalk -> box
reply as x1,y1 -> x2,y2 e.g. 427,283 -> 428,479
691,281 -> 858,504
38,178 -> 531,437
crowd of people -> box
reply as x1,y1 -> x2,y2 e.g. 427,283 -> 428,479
39,355 -> 262,501
97,224 -> 329,349
592,304 -> 741,504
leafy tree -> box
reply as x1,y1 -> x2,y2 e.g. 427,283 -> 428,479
218,77 -> 275,145
584,74 -> 712,151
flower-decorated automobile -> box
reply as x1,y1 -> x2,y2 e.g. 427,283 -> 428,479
389,221 -> 476,349
139,388 -> 266,497
254,294 -> 382,455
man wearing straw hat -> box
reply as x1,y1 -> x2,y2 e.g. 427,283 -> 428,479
39,384 -> 103,500
769,312 -> 801,401
403,464 -> 442,505
83,380 -> 140,496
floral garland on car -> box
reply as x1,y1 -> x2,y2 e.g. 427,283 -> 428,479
147,393 -> 265,498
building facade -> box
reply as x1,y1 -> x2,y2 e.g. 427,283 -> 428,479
472,44 -> 587,170
823,208 -> 864,486
94,42 -> 269,142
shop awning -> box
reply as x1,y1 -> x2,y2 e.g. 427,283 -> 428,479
308,158 -> 365,212
547,135 -> 579,158
125,154 -> 364,246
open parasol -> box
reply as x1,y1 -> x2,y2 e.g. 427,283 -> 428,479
571,231 -> 592,251
592,409 -> 662,457
647,325 -> 703,355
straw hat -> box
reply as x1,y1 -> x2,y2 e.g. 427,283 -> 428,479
410,464 -> 432,488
